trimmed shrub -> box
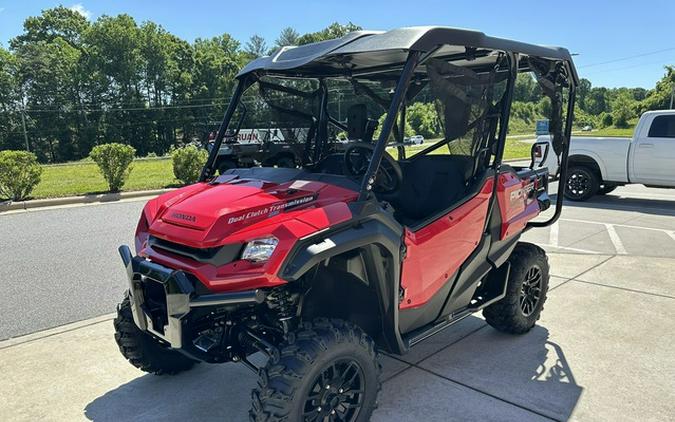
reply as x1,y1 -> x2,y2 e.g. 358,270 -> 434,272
89,143 -> 136,192
171,145 -> 208,184
0,150 -> 43,201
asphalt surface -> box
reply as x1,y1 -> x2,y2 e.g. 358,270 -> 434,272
1,184 -> 674,340
0,201 -> 143,340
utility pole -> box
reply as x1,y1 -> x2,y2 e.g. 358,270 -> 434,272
670,83 -> 674,110
20,97 -> 30,152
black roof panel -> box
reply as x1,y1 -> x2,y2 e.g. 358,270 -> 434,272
237,26 -> 577,81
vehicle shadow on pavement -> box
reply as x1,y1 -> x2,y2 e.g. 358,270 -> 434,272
84,326 -> 582,421
378,325 -> 584,421
84,357 -> 261,422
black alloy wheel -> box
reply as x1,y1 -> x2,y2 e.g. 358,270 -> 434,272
564,166 -> 599,201
303,358 -> 365,422
483,242 -> 550,334
519,265 -> 542,317
250,318 -> 381,422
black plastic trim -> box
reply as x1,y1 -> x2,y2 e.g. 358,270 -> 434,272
149,236 -> 243,266
280,199 -> 407,354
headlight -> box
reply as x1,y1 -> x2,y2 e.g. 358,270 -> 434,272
241,237 -> 279,262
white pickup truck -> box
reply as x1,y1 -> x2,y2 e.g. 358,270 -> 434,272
535,110 -> 675,201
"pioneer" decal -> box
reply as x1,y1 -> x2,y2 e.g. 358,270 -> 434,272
227,195 -> 316,225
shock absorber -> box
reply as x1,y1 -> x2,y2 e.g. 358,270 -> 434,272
266,288 -> 299,333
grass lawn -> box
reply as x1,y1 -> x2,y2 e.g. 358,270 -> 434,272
386,136 -> 533,161
25,137 -> 534,200
30,157 -> 178,199
574,126 -> 634,137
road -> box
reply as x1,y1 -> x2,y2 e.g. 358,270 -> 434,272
0,201 -> 143,340
1,184 -> 674,340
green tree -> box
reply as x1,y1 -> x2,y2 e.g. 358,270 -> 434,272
297,23 -> 362,45
373,112 -> 414,141
611,92 -> 635,128
586,87 -> 609,115
275,27 -> 300,48
577,78 -> 592,111
245,34 -> 267,58
406,102 -> 440,138
514,73 -> 540,103
0,48 -> 22,152
640,66 -> 675,111
192,34 -> 245,139
14,38 -> 82,162
82,14 -> 148,153
10,6 -> 89,49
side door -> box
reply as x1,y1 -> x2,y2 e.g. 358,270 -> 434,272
399,177 -> 493,311
631,114 -> 675,185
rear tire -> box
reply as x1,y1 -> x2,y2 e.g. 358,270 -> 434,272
250,318 -> 381,422
217,159 -> 237,174
564,166 -> 599,201
597,184 -> 617,195
275,155 -> 296,168
114,295 -> 197,375
483,243 -> 549,334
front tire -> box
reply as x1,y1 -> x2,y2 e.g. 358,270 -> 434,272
114,295 -> 197,375
564,166 -> 599,201
250,318 -> 381,422
483,243 -> 549,334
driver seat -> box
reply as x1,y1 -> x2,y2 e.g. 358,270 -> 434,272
392,155 -> 474,224
347,104 -> 378,142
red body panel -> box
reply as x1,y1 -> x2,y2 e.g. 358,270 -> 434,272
135,179 -> 357,292
135,168 -> 541,302
399,179 -> 493,310
496,171 -> 540,240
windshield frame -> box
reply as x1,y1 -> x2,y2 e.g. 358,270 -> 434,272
198,61 -> 419,195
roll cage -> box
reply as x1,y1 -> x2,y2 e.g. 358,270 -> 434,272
200,26 -> 578,228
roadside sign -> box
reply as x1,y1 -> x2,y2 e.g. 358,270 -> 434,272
536,119 -> 549,135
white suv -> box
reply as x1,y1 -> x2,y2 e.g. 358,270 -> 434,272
407,135 -> 424,145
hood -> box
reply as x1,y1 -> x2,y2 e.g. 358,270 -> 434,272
147,174 -> 358,247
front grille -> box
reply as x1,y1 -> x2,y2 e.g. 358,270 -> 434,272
149,236 -> 242,266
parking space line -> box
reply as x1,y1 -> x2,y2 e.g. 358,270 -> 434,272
550,255 -> 615,290
667,231 -> 675,242
570,279 -> 675,300
549,222 -> 559,247
562,217 -> 675,235
604,224 -> 627,255
537,243 -> 600,254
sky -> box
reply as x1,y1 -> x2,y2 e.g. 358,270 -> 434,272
0,0 -> 673,89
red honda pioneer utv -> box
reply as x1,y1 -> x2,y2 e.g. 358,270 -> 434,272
115,27 -> 577,421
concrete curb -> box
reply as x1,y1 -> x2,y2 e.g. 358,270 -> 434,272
0,188 -> 174,213
0,313 -> 115,350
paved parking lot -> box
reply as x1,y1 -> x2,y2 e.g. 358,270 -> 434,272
1,183 -> 674,421
2,250 -> 673,421
524,184 -> 675,257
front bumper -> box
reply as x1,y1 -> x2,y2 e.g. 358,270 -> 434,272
119,245 -> 265,349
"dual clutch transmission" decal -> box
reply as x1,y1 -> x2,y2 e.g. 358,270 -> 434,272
227,194 -> 317,225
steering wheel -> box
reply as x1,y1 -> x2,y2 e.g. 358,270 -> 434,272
343,143 -> 403,194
